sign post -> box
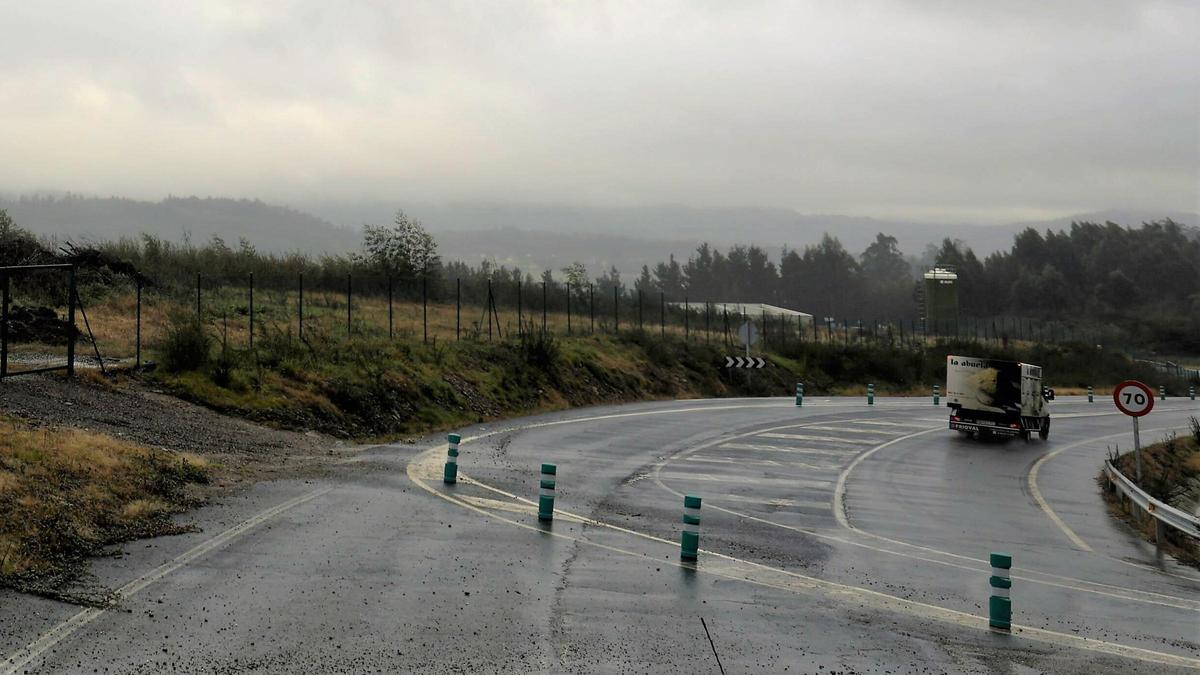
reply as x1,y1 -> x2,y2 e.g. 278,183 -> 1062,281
1112,380 -> 1154,482
737,321 -> 760,385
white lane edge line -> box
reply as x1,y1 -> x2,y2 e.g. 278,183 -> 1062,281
410,441 -> 1200,669
0,488 -> 331,675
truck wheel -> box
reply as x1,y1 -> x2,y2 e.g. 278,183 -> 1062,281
1039,422 -> 1050,440
1020,429 -> 1031,442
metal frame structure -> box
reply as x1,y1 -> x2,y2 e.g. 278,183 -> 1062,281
0,263 -> 77,379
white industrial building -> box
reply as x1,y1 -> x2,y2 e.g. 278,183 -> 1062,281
668,302 -> 813,326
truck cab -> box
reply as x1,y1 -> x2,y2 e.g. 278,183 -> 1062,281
945,355 -> 1052,441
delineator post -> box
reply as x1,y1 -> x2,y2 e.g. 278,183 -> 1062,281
538,463 -> 557,522
681,495 -> 701,560
989,552 -> 1012,631
443,433 -> 461,484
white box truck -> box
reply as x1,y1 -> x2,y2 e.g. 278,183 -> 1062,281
945,355 -> 1053,440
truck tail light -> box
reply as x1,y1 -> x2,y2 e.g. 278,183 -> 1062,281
1010,423 -> 1019,428
951,415 -> 960,422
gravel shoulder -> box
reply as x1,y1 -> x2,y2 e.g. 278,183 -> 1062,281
0,372 -> 349,489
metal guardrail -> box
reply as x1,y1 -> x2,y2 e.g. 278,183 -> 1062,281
1104,460 -> 1200,541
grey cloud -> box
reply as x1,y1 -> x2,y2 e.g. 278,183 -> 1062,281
0,0 -> 1194,223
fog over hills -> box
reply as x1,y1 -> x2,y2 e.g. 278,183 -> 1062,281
3,193 -> 1194,276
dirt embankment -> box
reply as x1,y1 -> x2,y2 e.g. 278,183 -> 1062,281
0,374 -> 344,486
0,373 -> 345,604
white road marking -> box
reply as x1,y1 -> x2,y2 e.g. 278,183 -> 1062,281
437,407 -> 1200,615
653,419 -> 1200,612
409,444 -> 1200,669
831,428 -> 942,530
719,442 -> 853,457
757,432 -> 882,445
854,419 -> 939,429
1,488 -> 332,675
800,425 -> 906,436
1026,423 -> 1191,553
711,494 -> 833,510
660,471 -> 834,489
684,456 -> 837,471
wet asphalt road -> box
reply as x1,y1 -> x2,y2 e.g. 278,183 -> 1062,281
2,395 -> 1199,673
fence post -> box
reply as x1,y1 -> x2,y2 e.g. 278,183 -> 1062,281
589,283 -> 595,335
1,272 -> 9,378
249,272 -> 255,351
135,278 -> 142,368
867,383 -> 875,405
988,552 -> 1012,631
614,286 -> 619,333
933,384 -> 940,406
422,274 -> 428,345
488,279 -> 494,341
567,282 -> 572,335
660,292 -> 666,338
195,272 -> 201,320
1087,385 -> 1093,403
346,273 -> 352,337
298,273 -> 304,341
388,276 -> 394,339
1159,385 -> 1165,401
684,296 -> 689,341
67,266 -> 77,377
795,382 -> 804,407
541,280 -> 547,336
456,278 -> 461,341
637,289 -> 643,330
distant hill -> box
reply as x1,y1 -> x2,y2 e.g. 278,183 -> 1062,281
0,194 -> 358,255
305,201 -> 1198,260
4,193 -> 1194,276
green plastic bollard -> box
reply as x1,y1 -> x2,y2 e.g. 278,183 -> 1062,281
795,382 -> 804,407
443,433 -> 461,484
933,384 -> 940,406
989,552 -> 1012,631
538,463 -> 556,522
867,383 -> 875,405
1160,385 -> 1166,401
1087,385 -> 1093,403
680,495 -> 701,560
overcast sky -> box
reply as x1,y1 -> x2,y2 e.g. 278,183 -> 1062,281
1,1 -> 1196,224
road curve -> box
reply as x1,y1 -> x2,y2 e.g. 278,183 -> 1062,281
2,395 -> 1198,673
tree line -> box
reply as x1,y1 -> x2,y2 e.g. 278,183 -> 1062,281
3,207 -> 1197,350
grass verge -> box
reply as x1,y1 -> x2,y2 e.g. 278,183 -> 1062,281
0,416 -> 209,604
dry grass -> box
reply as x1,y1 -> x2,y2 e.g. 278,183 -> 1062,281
0,416 -> 208,598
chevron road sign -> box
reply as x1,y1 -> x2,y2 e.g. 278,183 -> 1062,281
724,356 -> 767,368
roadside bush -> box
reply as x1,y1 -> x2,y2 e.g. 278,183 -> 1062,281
159,314 -> 211,373
518,327 -> 561,371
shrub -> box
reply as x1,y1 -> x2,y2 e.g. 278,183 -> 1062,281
159,314 -> 211,373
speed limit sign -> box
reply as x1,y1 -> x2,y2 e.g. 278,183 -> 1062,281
1113,380 -> 1154,417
